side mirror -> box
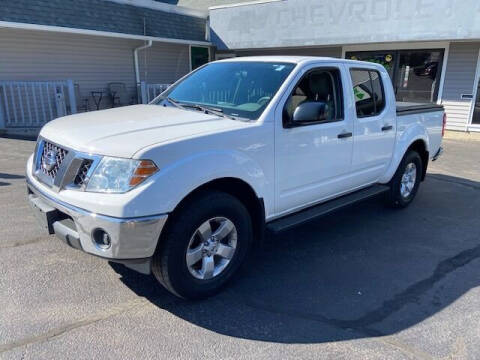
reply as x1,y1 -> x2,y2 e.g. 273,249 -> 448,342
292,101 -> 328,124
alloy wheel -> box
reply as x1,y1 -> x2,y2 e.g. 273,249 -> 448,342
186,217 -> 238,280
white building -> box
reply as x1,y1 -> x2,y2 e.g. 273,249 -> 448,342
210,0 -> 480,132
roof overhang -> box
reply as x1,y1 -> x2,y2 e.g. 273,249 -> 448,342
0,21 -> 212,46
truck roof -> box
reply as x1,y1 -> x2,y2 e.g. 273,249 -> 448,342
216,55 -> 385,69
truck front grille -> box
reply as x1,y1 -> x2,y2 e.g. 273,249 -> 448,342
34,138 -> 100,191
40,141 -> 69,180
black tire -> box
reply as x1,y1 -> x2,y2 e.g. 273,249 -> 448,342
385,150 -> 423,208
152,191 -> 253,299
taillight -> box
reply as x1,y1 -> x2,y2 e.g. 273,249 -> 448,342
442,113 -> 447,137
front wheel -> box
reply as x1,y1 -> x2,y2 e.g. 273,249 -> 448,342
152,191 -> 253,299
385,150 -> 423,208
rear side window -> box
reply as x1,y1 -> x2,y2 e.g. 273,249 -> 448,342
350,69 -> 385,117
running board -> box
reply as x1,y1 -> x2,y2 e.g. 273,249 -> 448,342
267,185 -> 390,234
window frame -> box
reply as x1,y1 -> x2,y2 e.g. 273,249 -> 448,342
350,68 -> 386,119
282,66 -> 345,128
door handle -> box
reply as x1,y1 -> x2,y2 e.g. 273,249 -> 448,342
337,132 -> 352,139
382,125 -> 393,131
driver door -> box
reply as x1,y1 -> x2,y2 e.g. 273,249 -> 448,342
274,64 -> 354,215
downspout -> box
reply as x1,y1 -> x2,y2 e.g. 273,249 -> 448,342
134,40 -> 153,86
134,40 -> 153,104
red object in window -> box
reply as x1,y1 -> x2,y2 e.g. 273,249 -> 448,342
442,113 -> 447,137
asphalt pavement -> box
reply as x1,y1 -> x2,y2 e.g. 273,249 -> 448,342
1,135 -> 479,359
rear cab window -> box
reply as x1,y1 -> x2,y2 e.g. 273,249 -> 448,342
350,69 -> 385,118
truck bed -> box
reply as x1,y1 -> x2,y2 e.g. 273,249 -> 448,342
396,102 -> 444,116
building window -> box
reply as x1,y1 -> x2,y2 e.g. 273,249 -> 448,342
346,49 -> 444,104
190,46 -> 210,71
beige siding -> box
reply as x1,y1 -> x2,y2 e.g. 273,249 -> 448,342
138,43 -> 191,85
441,42 -> 480,130
0,28 -> 191,112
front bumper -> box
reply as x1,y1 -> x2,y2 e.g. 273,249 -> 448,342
27,179 -> 168,274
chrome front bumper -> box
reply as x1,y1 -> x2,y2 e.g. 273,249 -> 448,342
27,180 -> 168,274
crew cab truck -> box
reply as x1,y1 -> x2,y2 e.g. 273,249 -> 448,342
27,57 -> 445,299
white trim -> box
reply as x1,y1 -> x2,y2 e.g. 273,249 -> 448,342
189,45 -> 212,72
342,41 -> 450,104
0,21 -> 211,46
209,0 -> 283,10
466,48 -> 480,132
106,0 -> 207,18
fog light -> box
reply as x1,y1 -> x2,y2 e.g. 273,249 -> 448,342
92,228 -> 111,250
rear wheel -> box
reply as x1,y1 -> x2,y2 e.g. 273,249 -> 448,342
152,191 -> 253,299
385,150 -> 423,208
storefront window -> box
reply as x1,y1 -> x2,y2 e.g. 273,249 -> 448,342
348,51 -> 395,78
346,49 -> 444,104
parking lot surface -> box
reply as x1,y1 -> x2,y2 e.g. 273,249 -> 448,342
1,136 -> 479,359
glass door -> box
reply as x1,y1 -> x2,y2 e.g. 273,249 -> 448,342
190,46 -> 210,71
472,79 -> 480,125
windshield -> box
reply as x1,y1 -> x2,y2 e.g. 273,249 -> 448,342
156,61 -> 296,120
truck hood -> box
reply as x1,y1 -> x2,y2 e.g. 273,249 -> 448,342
40,105 -> 246,158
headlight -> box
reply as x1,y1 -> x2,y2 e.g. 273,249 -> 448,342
86,157 -> 158,193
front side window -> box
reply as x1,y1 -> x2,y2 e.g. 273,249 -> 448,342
350,69 -> 385,117
283,68 -> 343,125
157,61 -> 296,120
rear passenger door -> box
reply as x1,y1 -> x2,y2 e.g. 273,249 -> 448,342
347,67 -> 396,185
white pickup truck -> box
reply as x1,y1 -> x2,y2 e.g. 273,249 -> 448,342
27,56 -> 445,299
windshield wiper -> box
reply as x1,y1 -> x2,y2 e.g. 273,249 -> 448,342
178,103 -> 237,121
163,98 -> 239,121
164,97 -> 186,110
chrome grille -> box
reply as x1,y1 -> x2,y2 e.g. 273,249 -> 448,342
74,159 -> 93,186
40,141 -> 68,179
34,138 -> 101,191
